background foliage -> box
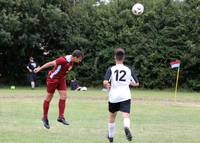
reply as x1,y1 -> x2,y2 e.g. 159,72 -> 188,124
0,0 -> 199,91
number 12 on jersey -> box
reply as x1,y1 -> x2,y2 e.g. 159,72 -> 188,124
114,70 -> 126,81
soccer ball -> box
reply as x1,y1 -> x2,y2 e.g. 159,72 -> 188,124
132,3 -> 144,15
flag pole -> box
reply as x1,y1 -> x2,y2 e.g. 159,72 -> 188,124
174,67 -> 180,102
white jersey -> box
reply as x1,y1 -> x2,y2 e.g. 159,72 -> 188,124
104,64 -> 139,103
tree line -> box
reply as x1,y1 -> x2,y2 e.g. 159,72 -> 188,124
0,0 -> 199,91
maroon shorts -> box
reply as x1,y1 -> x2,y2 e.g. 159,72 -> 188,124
46,77 -> 67,93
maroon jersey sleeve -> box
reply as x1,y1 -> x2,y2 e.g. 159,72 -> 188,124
55,57 -> 66,65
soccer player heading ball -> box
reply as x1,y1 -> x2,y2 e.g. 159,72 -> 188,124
34,49 -> 83,129
103,48 -> 139,142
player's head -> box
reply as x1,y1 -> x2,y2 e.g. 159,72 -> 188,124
29,57 -> 34,62
72,49 -> 83,63
114,48 -> 125,62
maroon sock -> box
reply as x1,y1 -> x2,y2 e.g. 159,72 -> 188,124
43,100 -> 50,119
59,99 -> 66,118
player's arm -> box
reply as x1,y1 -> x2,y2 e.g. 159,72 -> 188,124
26,65 -> 32,72
34,60 -> 56,73
130,68 -> 139,87
103,67 -> 111,90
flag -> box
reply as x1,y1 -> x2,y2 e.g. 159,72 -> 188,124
170,59 -> 181,69
170,59 -> 181,102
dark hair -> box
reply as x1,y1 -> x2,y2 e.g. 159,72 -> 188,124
115,48 -> 125,61
29,57 -> 34,60
72,50 -> 83,58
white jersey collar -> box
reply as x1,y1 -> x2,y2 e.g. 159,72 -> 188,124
65,55 -> 72,63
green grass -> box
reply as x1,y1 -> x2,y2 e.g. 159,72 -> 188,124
0,88 -> 200,143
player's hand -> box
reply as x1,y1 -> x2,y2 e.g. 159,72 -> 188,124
105,83 -> 111,90
66,66 -> 72,74
68,66 -> 72,72
29,69 -> 32,72
34,66 -> 41,73
130,82 -> 139,87
103,80 -> 111,90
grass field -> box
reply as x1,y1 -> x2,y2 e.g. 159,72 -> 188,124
0,88 -> 200,143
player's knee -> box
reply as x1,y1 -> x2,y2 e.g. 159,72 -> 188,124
60,95 -> 67,100
109,117 -> 115,123
45,97 -> 51,102
46,93 -> 54,101
122,112 -> 129,118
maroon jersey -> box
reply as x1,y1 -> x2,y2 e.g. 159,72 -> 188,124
48,55 -> 74,79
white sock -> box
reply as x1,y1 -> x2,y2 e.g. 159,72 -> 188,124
31,82 -> 35,88
123,118 -> 130,128
108,123 -> 115,138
